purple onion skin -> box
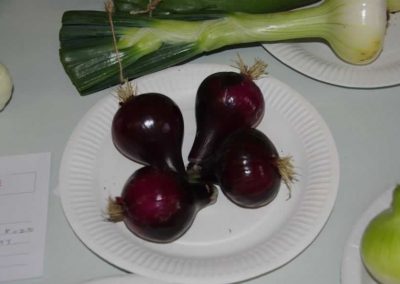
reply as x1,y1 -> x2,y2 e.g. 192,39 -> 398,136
188,72 -> 265,171
213,128 -> 281,208
119,166 -> 216,243
112,93 -> 186,175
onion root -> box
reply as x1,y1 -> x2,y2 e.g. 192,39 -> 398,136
277,156 -> 297,199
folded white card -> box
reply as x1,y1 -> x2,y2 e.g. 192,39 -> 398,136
0,152 -> 51,282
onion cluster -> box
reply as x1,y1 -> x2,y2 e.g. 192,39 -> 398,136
108,61 -> 295,243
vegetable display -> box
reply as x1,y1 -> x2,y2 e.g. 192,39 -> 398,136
59,0 -> 388,95
106,59 -> 296,242
108,166 -> 217,243
0,63 -> 13,111
113,0 -> 321,15
361,185 -> 400,284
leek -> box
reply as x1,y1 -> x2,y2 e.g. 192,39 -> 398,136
59,0 -> 387,95
114,0 -> 321,15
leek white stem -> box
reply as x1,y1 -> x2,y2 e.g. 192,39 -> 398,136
198,0 -> 388,65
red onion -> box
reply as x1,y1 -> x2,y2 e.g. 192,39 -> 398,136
108,166 -> 217,243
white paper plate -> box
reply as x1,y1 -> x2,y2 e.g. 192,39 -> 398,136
341,188 -> 394,284
59,64 -> 339,284
82,274 -> 168,284
263,13 -> 400,88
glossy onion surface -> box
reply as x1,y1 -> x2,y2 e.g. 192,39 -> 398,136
188,72 -> 265,170
112,93 -> 185,174
214,128 -> 281,208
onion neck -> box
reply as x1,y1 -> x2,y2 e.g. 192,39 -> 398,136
188,127 -> 219,167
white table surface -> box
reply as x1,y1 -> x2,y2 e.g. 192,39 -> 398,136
1,0 -> 399,283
